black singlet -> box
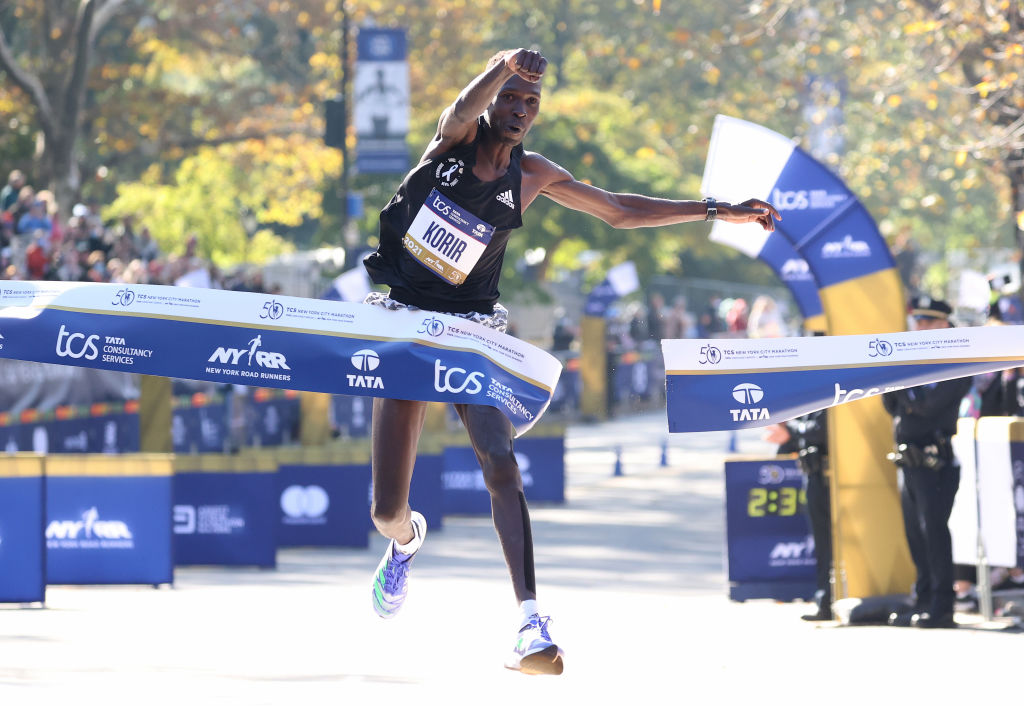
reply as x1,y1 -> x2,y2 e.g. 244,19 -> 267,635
363,119 -> 524,314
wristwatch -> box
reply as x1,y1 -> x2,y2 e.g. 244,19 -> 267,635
702,197 -> 717,222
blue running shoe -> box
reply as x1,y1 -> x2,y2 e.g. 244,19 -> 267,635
371,511 -> 426,619
505,613 -> 564,675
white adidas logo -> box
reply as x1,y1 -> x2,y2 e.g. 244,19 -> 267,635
496,189 -> 515,209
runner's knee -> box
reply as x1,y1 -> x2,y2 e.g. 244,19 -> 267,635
478,446 -> 521,496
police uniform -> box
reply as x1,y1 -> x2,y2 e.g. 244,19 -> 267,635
883,297 -> 971,628
781,408 -> 833,620
364,117 -> 524,316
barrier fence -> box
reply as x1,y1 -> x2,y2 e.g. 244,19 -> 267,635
0,425 -> 566,604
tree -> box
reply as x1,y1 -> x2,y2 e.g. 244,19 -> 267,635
0,0 -> 130,211
905,0 -> 1024,275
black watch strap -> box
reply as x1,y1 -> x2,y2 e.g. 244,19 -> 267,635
702,197 -> 718,222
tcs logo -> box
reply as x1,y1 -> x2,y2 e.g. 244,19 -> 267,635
433,359 -> 484,394
432,194 -> 452,216
772,188 -> 809,210
56,324 -> 99,360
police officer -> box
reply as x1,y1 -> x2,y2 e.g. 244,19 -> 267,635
884,297 -> 971,628
768,405 -> 832,620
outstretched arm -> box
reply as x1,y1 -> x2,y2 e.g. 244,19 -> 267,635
524,153 -> 780,231
421,49 -> 547,162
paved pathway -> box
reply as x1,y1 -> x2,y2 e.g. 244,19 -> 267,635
1,413 -> 1020,704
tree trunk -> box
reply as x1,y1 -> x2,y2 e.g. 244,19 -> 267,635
43,132 -> 80,219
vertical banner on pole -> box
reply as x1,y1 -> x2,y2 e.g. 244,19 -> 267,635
354,28 -> 409,174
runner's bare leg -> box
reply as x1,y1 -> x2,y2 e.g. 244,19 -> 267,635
370,397 -> 428,544
455,402 -> 536,602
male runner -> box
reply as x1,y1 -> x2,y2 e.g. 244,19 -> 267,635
364,48 -> 779,675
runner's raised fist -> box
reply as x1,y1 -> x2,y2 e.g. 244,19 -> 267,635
504,49 -> 546,83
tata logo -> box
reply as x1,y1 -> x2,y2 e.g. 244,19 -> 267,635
111,288 -> 135,307
732,382 -> 764,404
208,334 -> 289,369
832,382 -> 902,405
821,235 -> 871,258
418,316 -> 445,337
730,382 -> 770,421
0,331 -> 4,350
56,324 -> 99,360
868,338 -> 893,357
259,300 -> 284,320
780,258 -> 811,280
347,349 -> 383,389
434,359 -> 484,394
698,344 -> 722,365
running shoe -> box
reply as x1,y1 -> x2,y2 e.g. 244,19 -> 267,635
505,613 -> 564,675
371,511 -> 426,619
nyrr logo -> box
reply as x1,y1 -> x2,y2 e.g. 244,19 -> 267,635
434,359 -> 484,394
730,382 -> 770,422
821,234 -> 871,258
348,348 -> 383,389
780,258 -> 812,281
111,288 -> 135,307
208,334 -> 289,369
45,507 -> 134,549
769,535 -> 815,563
56,324 -> 99,360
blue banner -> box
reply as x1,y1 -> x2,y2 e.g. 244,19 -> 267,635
277,461 -> 371,548
725,459 -> 817,601
441,432 -> 564,514
0,282 -> 561,437
173,466 -> 277,568
365,452 -> 445,531
663,326 -> 1024,433
172,403 -> 229,453
46,473 -> 173,585
0,460 -> 46,603
2,412 -> 139,454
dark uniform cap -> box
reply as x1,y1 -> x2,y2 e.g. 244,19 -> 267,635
909,295 -> 952,320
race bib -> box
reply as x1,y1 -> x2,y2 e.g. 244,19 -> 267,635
403,189 -> 495,286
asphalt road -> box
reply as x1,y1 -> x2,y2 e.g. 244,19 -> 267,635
1,412 -> 1020,705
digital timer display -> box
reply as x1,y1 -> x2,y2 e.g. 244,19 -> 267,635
747,486 -> 805,517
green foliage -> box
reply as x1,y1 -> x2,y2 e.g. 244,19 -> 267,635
5,0 -> 1022,296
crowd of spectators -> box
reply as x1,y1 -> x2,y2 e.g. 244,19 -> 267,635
1,169 -> 268,292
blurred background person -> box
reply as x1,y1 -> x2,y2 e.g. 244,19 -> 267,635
746,295 -> 785,338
